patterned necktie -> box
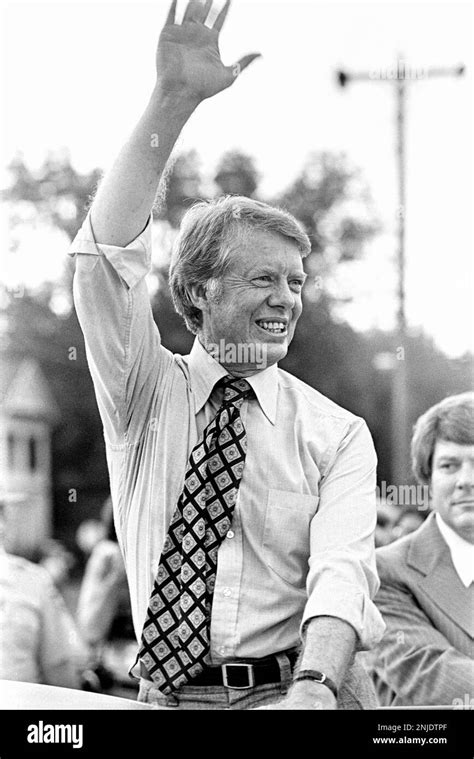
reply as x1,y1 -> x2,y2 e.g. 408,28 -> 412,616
138,375 -> 253,694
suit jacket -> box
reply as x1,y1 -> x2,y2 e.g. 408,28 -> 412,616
370,512 -> 474,707
337,655 -> 379,709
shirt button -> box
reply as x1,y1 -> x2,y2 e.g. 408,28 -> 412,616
226,530 -> 235,539
223,587 -> 232,597
220,646 -> 227,655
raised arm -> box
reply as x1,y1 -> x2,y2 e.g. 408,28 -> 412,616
90,0 -> 260,246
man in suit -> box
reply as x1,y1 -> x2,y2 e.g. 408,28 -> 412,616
372,392 -> 474,706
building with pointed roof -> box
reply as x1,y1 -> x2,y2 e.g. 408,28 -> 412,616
0,355 -> 59,554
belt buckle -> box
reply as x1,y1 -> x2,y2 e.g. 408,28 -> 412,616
221,663 -> 255,690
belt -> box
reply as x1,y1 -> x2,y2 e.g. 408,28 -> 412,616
140,649 -> 298,690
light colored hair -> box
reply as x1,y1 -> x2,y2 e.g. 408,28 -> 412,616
169,195 -> 311,334
411,392 -> 474,484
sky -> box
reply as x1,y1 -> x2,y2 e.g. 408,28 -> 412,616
0,0 -> 472,356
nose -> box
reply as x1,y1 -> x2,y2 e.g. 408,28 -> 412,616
455,461 -> 474,492
267,279 -> 296,311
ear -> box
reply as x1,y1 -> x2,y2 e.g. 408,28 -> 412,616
188,283 -> 209,314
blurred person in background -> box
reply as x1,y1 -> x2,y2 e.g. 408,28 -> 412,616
0,492 -> 87,689
38,538 -> 77,591
70,0 -> 384,710
391,508 -> 426,541
77,498 -> 136,695
75,518 -> 108,561
371,392 -> 474,706
374,501 -> 401,548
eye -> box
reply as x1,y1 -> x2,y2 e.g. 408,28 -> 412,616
253,275 -> 272,285
289,279 -> 304,291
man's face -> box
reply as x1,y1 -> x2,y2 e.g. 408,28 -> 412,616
199,228 -> 306,374
430,439 -> 474,543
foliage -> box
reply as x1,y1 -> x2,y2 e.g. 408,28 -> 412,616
2,150 -> 471,540
4,151 -> 101,242
214,150 -> 260,198
155,149 -> 204,228
277,152 -> 379,258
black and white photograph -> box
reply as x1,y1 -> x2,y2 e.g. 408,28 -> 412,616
0,0 -> 472,751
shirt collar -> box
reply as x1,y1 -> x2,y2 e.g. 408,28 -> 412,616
188,338 -> 278,425
435,513 -> 474,587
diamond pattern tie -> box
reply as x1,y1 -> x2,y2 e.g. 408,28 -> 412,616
138,375 -> 253,694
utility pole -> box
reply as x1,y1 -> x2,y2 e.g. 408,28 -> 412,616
336,59 -> 464,486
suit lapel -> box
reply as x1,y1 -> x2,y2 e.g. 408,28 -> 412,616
407,513 -> 474,638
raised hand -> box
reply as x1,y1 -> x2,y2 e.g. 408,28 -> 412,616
89,0 -> 259,246
156,0 -> 260,102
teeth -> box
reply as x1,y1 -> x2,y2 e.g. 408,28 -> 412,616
259,321 -> 286,333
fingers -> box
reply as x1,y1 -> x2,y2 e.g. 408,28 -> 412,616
183,0 -> 205,23
230,53 -> 262,79
212,0 -> 231,32
165,0 -> 177,25
223,53 -> 261,88
180,0 -> 227,28
197,0 -> 213,23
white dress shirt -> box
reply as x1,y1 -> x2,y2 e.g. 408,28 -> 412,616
0,552 -> 86,683
69,213 -> 385,663
436,513 -> 474,587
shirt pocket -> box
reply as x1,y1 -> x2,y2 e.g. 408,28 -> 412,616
262,489 -> 319,589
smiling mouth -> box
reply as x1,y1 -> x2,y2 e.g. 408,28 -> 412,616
255,319 -> 288,336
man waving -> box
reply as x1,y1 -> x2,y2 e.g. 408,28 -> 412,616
70,0 -> 384,710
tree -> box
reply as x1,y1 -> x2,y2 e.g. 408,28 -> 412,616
214,150 -> 260,198
5,147 -> 469,538
366,329 -> 473,484
4,150 -> 101,242
276,151 -> 379,258
156,149 -> 204,228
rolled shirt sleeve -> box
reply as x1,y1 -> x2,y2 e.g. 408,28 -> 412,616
302,419 -> 386,650
68,212 -> 153,288
68,213 -> 174,447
